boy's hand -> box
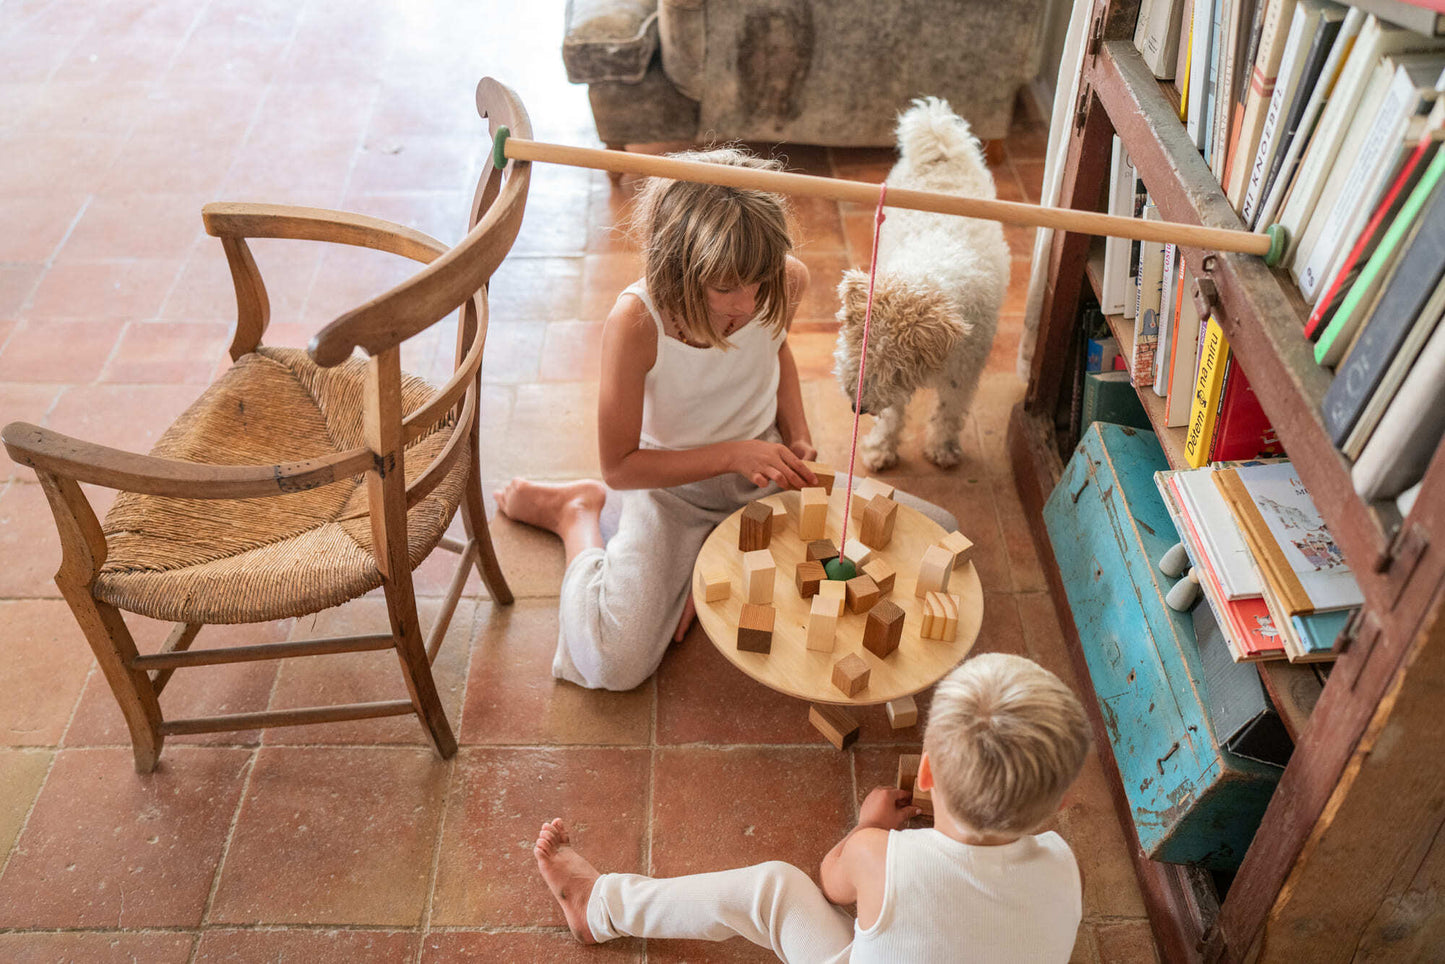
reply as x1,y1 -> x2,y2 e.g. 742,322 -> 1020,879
859,786 -> 921,831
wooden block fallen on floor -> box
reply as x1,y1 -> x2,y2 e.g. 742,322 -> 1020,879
810,702 -> 859,750
807,593 -> 841,652
937,529 -> 974,569
807,539 -> 839,565
863,599 -> 905,659
859,494 -> 898,549
739,500 -> 772,552
914,544 -> 953,597
862,558 -> 895,595
798,486 -> 829,541
737,603 -> 775,653
701,568 -> 730,602
794,560 -> 825,598
845,574 -> 880,614
743,549 -> 775,604
803,461 -> 836,495
832,652 -> 871,696
886,695 -> 918,729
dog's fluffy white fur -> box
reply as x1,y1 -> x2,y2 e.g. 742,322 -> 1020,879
833,97 -> 1010,471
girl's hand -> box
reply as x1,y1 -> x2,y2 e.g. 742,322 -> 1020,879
787,439 -> 818,464
728,439 -> 813,490
859,786 -> 921,831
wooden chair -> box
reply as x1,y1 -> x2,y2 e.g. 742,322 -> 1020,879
1,77 -> 531,773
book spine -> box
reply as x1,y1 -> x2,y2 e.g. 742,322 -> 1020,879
1256,15 -> 1343,228
1167,267 -> 1203,426
1210,356 -> 1283,460
1186,315 -> 1231,467
1133,205 -> 1166,386
1155,244 -> 1178,395
1189,0 -> 1217,147
1213,0 -> 1240,178
1352,308 -> 1445,502
1242,4 -> 1311,222
1226,0 -> 1300,205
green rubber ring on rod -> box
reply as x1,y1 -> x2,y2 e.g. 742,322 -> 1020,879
491,125 -> 510,170
824,557 -> 856,581
1263,223 -> 1287,267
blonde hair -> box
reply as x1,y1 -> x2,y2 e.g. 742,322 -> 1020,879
630,148 -> 793,349
924,653 -> 1091,834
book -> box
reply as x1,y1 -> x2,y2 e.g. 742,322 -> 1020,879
1212,0 -> 1244,177
1139,0 -> 1188,77
1226,0 -> 1303,206
1290,608 -> 1352,659
1188,0 -> 1219,149
1397,479 -> 1422,515
1312,147 -> 1445,363
1192,601 -> 1293,764
1178,0 -> 1198,104
1214,463 -> 1364,615
1132,204 -> 1166,385
1205,0 -> 1230,170
1221,0 -> 1264,190
1102,137 -> 1135,316
1174,465 -> 1265,598
1350,286 -> 1445,501
1082,370 -> 1152,430
1294,53 -> 1445,300
1343,0 -> 1445,37
1210,357 -> 1285,461
1253,8 -> 1366,232
1154,243 -> 1178,395
1125,168 -> 1149,320
1185,315 -> 1230,467
1166,265 -> 1203,426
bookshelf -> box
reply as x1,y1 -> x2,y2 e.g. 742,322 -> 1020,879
1010,2 -> 1445,960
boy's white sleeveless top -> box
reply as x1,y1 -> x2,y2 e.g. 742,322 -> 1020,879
851,828 -> 1083,963
623,281 -> 783,451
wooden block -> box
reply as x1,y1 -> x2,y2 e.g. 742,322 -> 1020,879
940,592 -> 959,641
842,537 -> 873,568
798,486 -> 828,541
897,753 -> 921,792
803,460 -> 836,495
914,544 -> 953,597
850,477 -> 895,520
859,495 -> 898,549
845,574 -> 880,614
806,594 -> 839,652
737,603 -> 775,653
863,599 -> 905,658
770,500 -> 788,531
912,784 -> 934,816
743,549 -> 775,604
701,568 -> 730,603
831,652 -> 871,696
862,558 -> 895,595
818,579 -> 847,606
739,500 -> 772,552
794,560 -> 825,598
810,703 -> 859,750
938,529 -> 974,569
886,695 -> 918,729
921,592 -> 940,639
807,539 -> 839,565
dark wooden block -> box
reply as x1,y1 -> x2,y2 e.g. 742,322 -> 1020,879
859,494 -> 898,549
863,599 -> 905,658
806,539 -> 839,565
831,652 -> 871,696
739,500 -> 773,552
736,603 -> 775,653
810,702 -> 859,749
794,560 -> 826,598
845,574 -> 880,614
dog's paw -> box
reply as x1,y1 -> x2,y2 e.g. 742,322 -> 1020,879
861,443 -> 899,473
923,437 -> 963,469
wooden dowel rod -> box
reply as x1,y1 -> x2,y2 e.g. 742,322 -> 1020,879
160,700 -> 414,735
500,136 -> 1278,259
149,621 -> 202,695
132,632 -> 395,671
426,540 -> 476,664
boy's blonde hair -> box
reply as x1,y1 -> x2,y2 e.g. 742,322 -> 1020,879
924,653 -> 1091,834
630,148 -> 793,349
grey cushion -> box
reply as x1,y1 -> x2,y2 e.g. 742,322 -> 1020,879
563,0 -> 660,85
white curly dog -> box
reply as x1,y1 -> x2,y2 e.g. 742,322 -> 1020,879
834,96 -> 1010,472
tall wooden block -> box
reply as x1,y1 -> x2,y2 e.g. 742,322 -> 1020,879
701,568 -> 730,603
862,558 -> 895,595
810,703 -> 859,750
921,592 -> 939,639
886,695 -> 918,729
739,500 -> 772,552
831,652 -> 871,696
803,460 -> 836,494
806,594 -> 840,652
798,486 -> 828,541
818,579 -> 847,603
938,529 -> 974,569
914,544 -> 953,597
859,494 -> 898,549
897,753 -> 921,792
845,574 -> 880,614
842,537 -> 873,568
807,539 -> 839,565
743,549 -> 775,604
770,500 -> 788,532
795,560 -> 825,598
939,592 -> 959,641
737,603 -> 775,653
921,592 -> 959,641
850,477 -> 895,519
863,599 -> 905,658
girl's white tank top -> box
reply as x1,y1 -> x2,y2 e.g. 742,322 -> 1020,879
623,281 -> 783,451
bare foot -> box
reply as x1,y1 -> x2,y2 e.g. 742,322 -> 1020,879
534,818 -> 601,944
494,479 -> 606,533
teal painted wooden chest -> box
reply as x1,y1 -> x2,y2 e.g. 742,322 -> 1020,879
1043,423 -> 1280,869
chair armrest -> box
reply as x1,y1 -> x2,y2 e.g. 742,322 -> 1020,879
201,202 -> 448,265
1,422 -> 373,500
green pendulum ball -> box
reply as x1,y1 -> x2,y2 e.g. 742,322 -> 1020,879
824,557 -> 856,581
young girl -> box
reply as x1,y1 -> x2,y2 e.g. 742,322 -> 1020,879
496,149 -> 954,691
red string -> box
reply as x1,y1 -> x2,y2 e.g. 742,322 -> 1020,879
837,182 -> 887,554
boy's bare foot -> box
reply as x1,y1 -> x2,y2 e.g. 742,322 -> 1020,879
495,479 -> 606,561
534,818 -> 601,944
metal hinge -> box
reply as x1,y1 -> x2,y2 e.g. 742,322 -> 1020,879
1192,276 -> 1220,321
1087,13 -> 1105,61
1377,522 -> 1429,610
1074,85 -> 1092,133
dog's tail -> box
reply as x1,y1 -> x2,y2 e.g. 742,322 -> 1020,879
895,96 -> 984,171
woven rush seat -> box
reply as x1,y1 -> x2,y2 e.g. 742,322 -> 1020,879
94,346 -> 467,624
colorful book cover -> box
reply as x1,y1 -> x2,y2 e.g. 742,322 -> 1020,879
1209,357 -> 1284,461
1173,467 -> 1263,599
1185,315 -> 1230,467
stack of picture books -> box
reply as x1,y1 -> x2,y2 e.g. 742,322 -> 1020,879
1155,461 -> 1361,662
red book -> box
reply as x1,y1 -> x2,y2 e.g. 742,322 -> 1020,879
1210,359 -> 1284,462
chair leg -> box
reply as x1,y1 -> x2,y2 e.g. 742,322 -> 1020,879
461,461 -> 514,605
381,574 -> 458,759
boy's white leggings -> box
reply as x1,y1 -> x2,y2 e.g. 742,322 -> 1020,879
587,862 -> 855,963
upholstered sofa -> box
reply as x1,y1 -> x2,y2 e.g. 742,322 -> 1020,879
562,0 -> 1046,150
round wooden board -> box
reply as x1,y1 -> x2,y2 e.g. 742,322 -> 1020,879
693,489 -> 983,706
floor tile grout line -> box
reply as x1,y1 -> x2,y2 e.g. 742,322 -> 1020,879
190,745 -> 259,959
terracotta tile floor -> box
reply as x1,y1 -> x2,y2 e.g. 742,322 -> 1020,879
0,2 -> 1159,960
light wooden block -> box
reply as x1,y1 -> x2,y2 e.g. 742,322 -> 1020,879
850,477 -> 895,520
912,784 -> 934,816
818,579 -> 847,603
940,592 -> 959,641
743,549 -> 775,604
862,558 -> 895,595
770,500 -> 788,531
921,592 -> 939,639
803,460 -> 836,494
794,559 -> 825,598
897,753 -> 921,792
798,486 -> 829,541
859,494 -> 898,549
914,544 -> 953,597
831,652 -> 871,696
701,568 -> 730,603
845,574 -> 880,614
810,703 -> 859,749
739,500 -> 772,552
886,695 -> 918,729
863,599 -> 905,659
806,594 -> 839,652
842,537 -> 873,568
737,603 -> 775,653
938,529 -> 974,569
